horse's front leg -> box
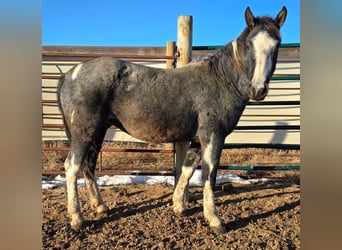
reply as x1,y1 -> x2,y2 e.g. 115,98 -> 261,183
173,146 -> 201,216
201,133 -> 226,234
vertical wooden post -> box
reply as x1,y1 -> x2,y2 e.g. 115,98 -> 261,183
177,15 -> 193,67
165,41 -> 176,155
174,15 -> 193,189
166,41 -> 176,69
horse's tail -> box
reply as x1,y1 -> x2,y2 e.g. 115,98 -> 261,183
57,74 -> 71,141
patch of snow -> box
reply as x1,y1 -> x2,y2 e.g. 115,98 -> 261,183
42,169 -> 274,189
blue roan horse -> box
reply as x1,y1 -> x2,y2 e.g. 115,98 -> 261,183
58,7 -> 287,234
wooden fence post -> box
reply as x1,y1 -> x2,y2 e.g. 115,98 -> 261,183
174,15 -> 193,188
166,41 -> 176,69
165,41 -> 177,155
177,15 -> 193,67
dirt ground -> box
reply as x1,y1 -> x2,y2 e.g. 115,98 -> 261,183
42,169 -> 300,249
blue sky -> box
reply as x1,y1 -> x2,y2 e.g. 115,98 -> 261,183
42,0 -> 299,46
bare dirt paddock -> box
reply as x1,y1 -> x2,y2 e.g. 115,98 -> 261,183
42,145 -> 300,249
42,174 -> 299,249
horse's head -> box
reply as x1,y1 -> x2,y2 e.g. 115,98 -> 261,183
239,6 -> 287,101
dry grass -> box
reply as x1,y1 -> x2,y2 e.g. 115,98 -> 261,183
42,140 -> 300,174
220,148 -> 299,166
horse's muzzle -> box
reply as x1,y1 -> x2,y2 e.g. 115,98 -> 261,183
248,82 -> 269,101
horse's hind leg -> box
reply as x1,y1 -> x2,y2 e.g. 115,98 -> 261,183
173,146 -> 201,216
174,141 -> 190,187
64,144 -> 86,229
82,127 -> 108,215
65,118 -> 108,229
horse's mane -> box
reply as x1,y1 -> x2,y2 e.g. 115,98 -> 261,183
231,40 -> 244,72
195,38 -> 244,75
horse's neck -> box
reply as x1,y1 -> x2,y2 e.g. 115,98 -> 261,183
212,42 -> 249,101
212,43 -> 243,82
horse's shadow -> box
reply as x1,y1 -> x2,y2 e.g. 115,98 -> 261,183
85,176 -> 299,232
186,173 -> 299,204
185,188 -> 299,214
90,191 -> 174,226
185,179 -> 300,231
225,199 -> 300,231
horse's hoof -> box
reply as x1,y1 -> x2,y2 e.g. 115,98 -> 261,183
96,204 -> 109,214
70,215 -> 83,230
174,211 -> 186,217
173,209 -> 187,217
173,202 -> 187,217
70,222 -> 82,230
210,224 -> 227,234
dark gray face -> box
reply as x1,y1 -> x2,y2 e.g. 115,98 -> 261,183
245,29 -> 280,101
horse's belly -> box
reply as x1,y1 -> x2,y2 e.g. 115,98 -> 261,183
112,93 -> 198,143
121,118 -> 197,143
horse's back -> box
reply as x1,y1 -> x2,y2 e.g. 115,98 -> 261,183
58,57 -> 124,103
58,57 -> 113,91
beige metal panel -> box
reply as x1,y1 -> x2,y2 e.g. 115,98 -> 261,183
243,105 -> 300,116
42,91 -> 58,102
42,120 -> 63,126
132,61 -> 168,69
270,80 -> 300,89
274,62 -> 300,75
42,79 -> 59,88
104,129 -> 145,142
42,63 -> 77,74
42,129 -> 300,145
42,129 -> 67,141
42,129 -> 142,142
102,129 -> 300,145
42,59 -> 168,75
264,89 -> 300,102
225,130 -> 300,144
237,117 -> 300,126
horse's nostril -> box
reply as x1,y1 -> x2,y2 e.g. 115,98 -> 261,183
252,85 -> 268,101
256,87 -> 264,97
261,87 -> 267,95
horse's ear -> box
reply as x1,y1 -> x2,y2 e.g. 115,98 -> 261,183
275,6 -> 287,28
245,6 -> 255,28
